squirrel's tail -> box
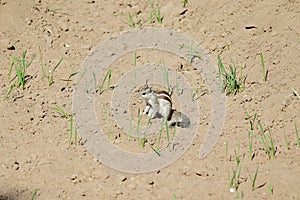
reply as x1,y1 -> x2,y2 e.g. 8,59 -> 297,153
168,109 -> 191,128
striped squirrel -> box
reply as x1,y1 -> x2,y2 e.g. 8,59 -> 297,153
140,82 -> 191,128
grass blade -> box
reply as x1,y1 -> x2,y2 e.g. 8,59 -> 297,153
295,123 -> 300,148
260,52 -> 267,81
290,86 -> 300,100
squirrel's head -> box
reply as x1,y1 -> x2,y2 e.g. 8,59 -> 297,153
140,86 -> 155,100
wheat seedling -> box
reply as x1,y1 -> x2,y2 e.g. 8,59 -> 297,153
295,123 -> 300,148
245,111 -> 257,130
283,125 -> 290,150
218,55 -> 244,95
179,43 -> 202,64
182,0 -> 188,7
228,163 -> 242,193
248,130 -> 254,160
49,105 -> 77,145
191,86 -> 203,101
132,52 -> 137,87
127,13 -> 141,28
248,166 -> 259,191
149,0 -> 163,24
38,47 -> 63,86
98,69 -> 112,94
249,120 -> 275,159
268,184 -> 274,195
48,2 -> 63,13
260,52 -> 267,81
148,141 -> 161,156
162,65 -> 170,93
49,104 -> 68,118
8,50 -> 35,90
136,108 -> 146,148
128,13 -> 135,28
64,71 -> 79,87
48,58 -> 63,86
290,86 -> 300,100
31,188 -> 38,200
225,141 -> 229,158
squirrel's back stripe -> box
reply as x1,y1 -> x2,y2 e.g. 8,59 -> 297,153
155,90 -> 172,104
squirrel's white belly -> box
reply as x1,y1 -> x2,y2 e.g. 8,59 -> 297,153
158,100 -> 171,119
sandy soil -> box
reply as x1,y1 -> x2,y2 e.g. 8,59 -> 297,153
0,0 -> 300,199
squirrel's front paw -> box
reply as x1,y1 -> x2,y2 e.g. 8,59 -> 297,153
142,106 -> 150,115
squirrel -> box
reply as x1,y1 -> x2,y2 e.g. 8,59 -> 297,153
139,81 -> 191,128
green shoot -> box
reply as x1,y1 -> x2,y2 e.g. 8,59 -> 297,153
39,47 -> 64,86
8,50 -> 35,90
48,2 -> 63,13
171,122 -> 177,141
98,69 -> 112,94
179,43 -> 202,64
283,126 -> 290,150
133,52 -> 137,87
149,0 -> 163,24
156,120 -> 165,150
290,86 -> 300,100
141,134 -> 147,148
162,65 -> 170,93
49,105 -> 77,145
76,70 -> 86,85
229,163 -> 242,192
249,120 -> 275,159
128,13 -> 135,28
149,8 -> 153,23
127,13 -> 141,28
182,0 -> 188,7
260,52 -> 267,81
268,184 -> 273,195
228,170 -> 236,191
49,105 -> 68,118
173,193 -> 182,200
136,108 -> 143,147
234,149 -> 241,166
93,72 -> 97,90
248,130 -> 254,160
245,111 -> 257,130
69,115 -> 73,145
148,142 -> 161,156
74,126 -> 78,145
295,123 -> 300,148
31,188 -> 38,200
165,120 -> 170,148
218,55 -> 244,95
3,83 -> 16,100
85,82 -> 90,93
64,71 -> 79,87
192,86 -> 203,101
156,6 -> 162,23
48,57 -> 63,86
173,193 -> 177,200
248,166 -> 259,191
235,191 -> 244,199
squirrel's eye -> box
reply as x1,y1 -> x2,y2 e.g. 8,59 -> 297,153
141,92 -> 146,95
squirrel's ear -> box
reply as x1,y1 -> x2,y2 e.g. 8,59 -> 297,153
145,79 -> 149,87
